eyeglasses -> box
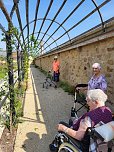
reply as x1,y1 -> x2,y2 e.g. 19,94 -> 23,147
93,68 -> 98,70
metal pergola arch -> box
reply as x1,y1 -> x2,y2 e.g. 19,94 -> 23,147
24,40 -> 51,57
8,0 -> 108,55
38,0 -> 110,53
24,31 -> 58,48
0,0 -> 113,126
18,18 -> 71,48
24,35 -> 52,53
0,0 -> 111,55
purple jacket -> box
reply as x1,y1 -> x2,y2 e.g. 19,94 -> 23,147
73,106 -> 112,130
88,74 -> 107,92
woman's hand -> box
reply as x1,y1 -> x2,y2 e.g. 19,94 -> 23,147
57,124 -> 67,132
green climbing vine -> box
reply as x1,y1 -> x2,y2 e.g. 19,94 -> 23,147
0,25 -> 29,131
29,35 -> 40,58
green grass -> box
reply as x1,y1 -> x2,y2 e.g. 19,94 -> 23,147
0,65 -> 7,79
59,81 -> 75,95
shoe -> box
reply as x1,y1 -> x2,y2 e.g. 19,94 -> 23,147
49,143 -> 58,152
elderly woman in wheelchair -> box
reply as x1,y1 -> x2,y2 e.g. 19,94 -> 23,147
49,89 -> 114,152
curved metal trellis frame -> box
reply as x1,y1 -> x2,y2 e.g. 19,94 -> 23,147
91,0 -> 106,32
0,0 -> 111,54
0,0 -> 112,126
24,31 -> 58,48
39,0 -> 110,53
24,39 -> 51,56
36,0 -> 85,51
24,34 -> 52,50
18,18 -> 71,45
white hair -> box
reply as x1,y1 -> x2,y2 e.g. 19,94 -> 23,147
92,63 -> 101,70
54,56 -> 58,59
87,89 -> 107,103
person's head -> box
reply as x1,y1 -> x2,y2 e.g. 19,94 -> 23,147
92,63 -> 101,76
86,89 -> 107,110
54,56 -> 58,61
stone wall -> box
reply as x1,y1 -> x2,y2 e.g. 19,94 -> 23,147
34,18 -> 114,108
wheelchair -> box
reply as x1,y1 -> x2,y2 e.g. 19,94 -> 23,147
42,71 -> 57,89
49,120 -> 114,152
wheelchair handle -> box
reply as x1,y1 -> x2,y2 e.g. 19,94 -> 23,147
75,84 -> 88,93
75,84 -> 88,88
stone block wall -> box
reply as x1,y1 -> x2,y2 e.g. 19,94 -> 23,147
34,19 -> 114,109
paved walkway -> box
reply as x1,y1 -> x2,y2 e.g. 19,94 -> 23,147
14,65 -> 85,152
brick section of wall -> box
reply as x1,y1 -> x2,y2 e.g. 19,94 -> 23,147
34,21 -> 114,110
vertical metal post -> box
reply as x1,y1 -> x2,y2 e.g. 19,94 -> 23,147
6,28 -> 15,125
17,45 -> 21,86
20,50 -> 24,80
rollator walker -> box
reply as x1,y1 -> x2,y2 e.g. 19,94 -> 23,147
43,71 -> 57,89
70,84 -> 88,123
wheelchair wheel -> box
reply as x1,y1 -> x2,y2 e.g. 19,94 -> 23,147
58,142 -> 80,152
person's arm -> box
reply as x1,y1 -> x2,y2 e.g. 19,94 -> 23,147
57,61 -> 60,71
100,76 -> 107,92
88,77 -> 93,90
58,117 -> 92,141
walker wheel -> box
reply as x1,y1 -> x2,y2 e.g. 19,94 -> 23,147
55,85 -> 57,88
43,83 -> 44,88
46,85 -> 48,89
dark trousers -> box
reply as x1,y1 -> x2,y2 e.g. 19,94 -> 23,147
53,72 -> 60,82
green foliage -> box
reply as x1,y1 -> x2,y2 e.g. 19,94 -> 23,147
29,35 -> 40,58
39,68 -> 48,75
13,61 -> 18,71
0,89 -> 5,100
13,82 -> 27,126
0,63 -> 7,79
23,50 -> 29,81
0,56 -> 6,61
1,27 -> 19,50
0,82 -> 27,130
0,101 -> 10,130
59,81 -> 75,95
0,25 -> 28,130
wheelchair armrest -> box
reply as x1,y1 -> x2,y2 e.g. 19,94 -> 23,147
87,127 -> 104,141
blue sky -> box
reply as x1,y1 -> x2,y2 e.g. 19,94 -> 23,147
0,0 -> 114,53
